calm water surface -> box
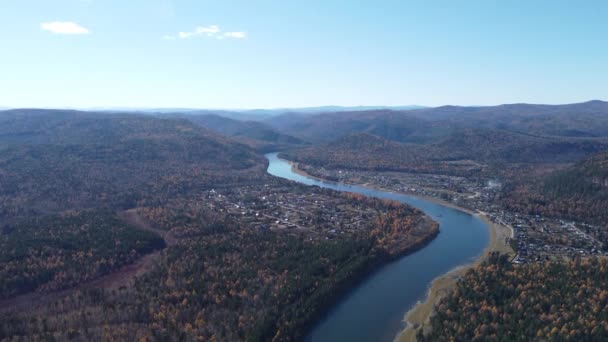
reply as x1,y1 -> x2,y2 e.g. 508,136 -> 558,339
265,153 -> 489,342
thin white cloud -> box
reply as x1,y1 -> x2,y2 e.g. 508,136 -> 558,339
164,25 -> 246,40
195,25 -> 220,35
177,32 -> 192,39
41,21 -> 89,35
223,31 -> 246,39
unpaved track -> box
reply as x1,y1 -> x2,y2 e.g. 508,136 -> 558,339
0,209 -> 173,314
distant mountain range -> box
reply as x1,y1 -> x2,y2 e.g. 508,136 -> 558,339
263,100 -> 608,143
4,100 -> 608,145
163,113 -> 307,152
283,128 -> 608,177
234,105 -> 427,116
0,105 -> 426,119
90,105 -> 426,113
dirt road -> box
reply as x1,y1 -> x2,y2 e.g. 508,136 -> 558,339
0,209 -> 172,314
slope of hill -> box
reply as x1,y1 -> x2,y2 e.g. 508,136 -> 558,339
0,210 -> 165,298
177,114 -> 306,151
412,100 -> 608,138
0,111 -> 265,223
434,128 -> 608,164
502,151 -> 608,228
282,132 -> 495,177
0,109 -> 221,145
265,100 -> 608,144
266,110 -> 448,144
283,129 -> 608,178
420,253 -> 608,341
0,111 -> 266,302
280,133 -> 459,174
544,151 -> 608,194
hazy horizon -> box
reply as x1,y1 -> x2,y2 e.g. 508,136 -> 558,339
2,99 -> 608,112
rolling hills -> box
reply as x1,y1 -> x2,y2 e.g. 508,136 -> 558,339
264,100 -> 608,145
283,127 -> 608,178
408,100 -> 608,138
173,113 -> 307,151
0,109 -> 437,342
0,110 -> 266,223
265,110 -> 445,144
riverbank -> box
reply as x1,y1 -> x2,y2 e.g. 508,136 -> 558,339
294,220 -> 440,342
285,158 -> 514,341
396,210 -> 513,342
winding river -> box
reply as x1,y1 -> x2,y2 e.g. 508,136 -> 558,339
265,153 -> 489,342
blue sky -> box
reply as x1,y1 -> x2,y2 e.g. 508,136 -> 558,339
1,0 -> 607,109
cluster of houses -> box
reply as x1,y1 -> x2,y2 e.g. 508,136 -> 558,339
203,184 -> 381,240
305,167 -> 606,262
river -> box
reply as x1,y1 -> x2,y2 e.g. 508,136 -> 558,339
265,153 -> 489,342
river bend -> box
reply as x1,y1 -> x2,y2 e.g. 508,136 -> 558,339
265,153 -> 488,342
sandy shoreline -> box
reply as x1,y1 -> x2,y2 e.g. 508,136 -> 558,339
396,209 -> 514,342
284,159 -> 514,342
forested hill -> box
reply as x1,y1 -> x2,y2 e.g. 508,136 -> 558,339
172,113 -> 307,152
502,151 -> 608,226
281,133 -> 450,174
265,110 -> 443,144
0,110 -> 265,300
420,253 -> 608,341
543,151 -> 608,197
0,109 -> 261,150
264,100 -> 608,144
434,128 -> 608,164
0,110 -> 266,223
409,100 -> 608,137
283,129 -> 608,177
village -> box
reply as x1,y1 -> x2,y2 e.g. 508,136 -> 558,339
200,182 -> 386,241
295,164 -> 607,262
